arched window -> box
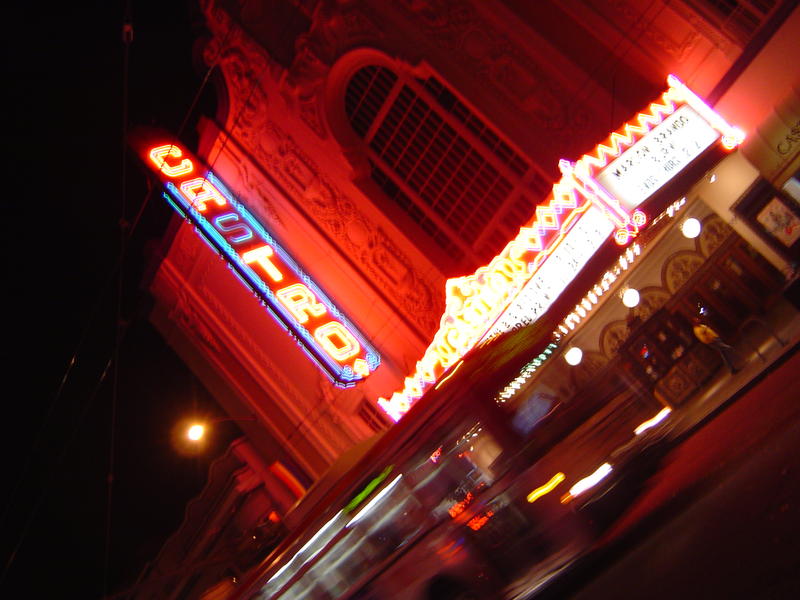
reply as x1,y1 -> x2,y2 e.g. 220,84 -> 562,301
344,64 -> 550,271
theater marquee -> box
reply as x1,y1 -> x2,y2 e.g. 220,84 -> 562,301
377,75 -> 744,421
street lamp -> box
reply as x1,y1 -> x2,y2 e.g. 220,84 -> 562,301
183,415 -> 257,443
187,423 -> 206,441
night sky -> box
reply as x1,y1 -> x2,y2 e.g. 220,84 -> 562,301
3,2 -> 241,597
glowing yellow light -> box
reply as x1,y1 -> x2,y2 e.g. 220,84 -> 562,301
634,407 -> 672,435
434,360 -> 464,390
179,177 -> 228,212
276,283 -> 327,324
314,322 -> 361,363
568,463 -> 613,498
187,424 -> 205,441
149,144 -> 194,177
242,245 -> 284,282
564,347 -> 583,366
622,288 -> 640,308
352,358 -> 370,377
527,472 -> 565,503
682,217 -> 702,239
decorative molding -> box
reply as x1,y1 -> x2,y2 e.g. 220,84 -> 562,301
202,3 -> 277,138
200,4 -> 444,337
202,290 -> 311,413
170,284 -> 224,356
229,158 -> 285,229
696,213 -> 732,257
667,0 -> 741,57
663,249 -> 705,294
285,4 -> 383,139
281,3 -> 385,139
201,287 -> 351,463
637,286 -> 671,321
571,349 -> 608,388
600,319 -> 630,359
233,118 -> 443,336
598,0 -> 706,61
598,286 -> 669,359
395,0 -> 577,133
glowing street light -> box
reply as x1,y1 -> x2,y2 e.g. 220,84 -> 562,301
187,423 -> 206,441
183,415 -> 257,443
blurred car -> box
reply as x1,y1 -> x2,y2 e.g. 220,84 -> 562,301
562,415 -> 673,533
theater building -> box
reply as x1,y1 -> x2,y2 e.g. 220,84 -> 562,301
132,1 -> 800,596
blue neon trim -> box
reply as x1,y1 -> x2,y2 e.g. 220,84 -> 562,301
207,174 -> 376,350
214,212 -> 254,244
162,172 -> 380,385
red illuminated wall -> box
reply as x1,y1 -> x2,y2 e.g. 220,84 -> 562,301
147,0 -> 795,480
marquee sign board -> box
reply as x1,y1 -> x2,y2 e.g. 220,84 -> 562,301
133,133 -> 380,387
595,104 -> 720,210
480,203 -> 614,340
377,75 -> 744,422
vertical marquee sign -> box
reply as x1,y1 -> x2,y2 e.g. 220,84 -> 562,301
132,131 -> 380,387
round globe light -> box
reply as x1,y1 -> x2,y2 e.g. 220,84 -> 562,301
682,217 -> 701,239
564,347 -> 583,366
622,287 -> 640,308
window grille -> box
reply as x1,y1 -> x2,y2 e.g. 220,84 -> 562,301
688,0 -> 777,43
345,65 -> 549,269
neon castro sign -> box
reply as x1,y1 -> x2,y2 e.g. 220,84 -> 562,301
134,133 -> 380,387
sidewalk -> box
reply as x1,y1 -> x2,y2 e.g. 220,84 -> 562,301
506,298 -> 800,600
520,298 -> 800,600
526,308 -> 800,599
668,296 -> 800,441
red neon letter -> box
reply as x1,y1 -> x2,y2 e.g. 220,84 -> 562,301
276,284 -> 327,324
149,145 -> 194,178
242,245 -> 283,282
179,178 -> 228,212
314,322 -> 361,363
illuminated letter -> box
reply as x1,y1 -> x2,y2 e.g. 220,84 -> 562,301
377,393 -> 411,422
214,213 -> 253,244
242,245 -> 284,282
276,284 -> 327,324
149,144 -> 194,177
179,178 -> 228,212
314,321 -> 360,362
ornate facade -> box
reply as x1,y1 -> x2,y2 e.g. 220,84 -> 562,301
142,3 -> 800,594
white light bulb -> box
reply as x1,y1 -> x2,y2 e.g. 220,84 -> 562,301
682,217 -> 701,239
564,347 -> 583,366
187,424 -> 205,441
622,288 -> 640,308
